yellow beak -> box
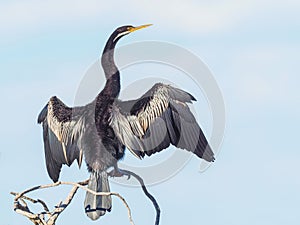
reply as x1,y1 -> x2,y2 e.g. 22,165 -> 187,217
128,24 -> 153,33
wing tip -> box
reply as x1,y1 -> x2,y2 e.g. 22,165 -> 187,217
204,155 -> 215,162
201,146 -> 215,162
37,103 -> 48,124
190,94 -> 196,101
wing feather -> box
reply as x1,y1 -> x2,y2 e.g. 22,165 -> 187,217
38,96 -> 84,182
110,83 -> 215,162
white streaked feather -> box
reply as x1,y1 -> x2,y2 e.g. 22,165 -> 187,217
113,30 -> 130,42
110,83 -> 199,158
45,99 -> 85,167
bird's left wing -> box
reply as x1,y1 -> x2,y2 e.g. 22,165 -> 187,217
37,96 -> 84,182
109,83 -> 215,162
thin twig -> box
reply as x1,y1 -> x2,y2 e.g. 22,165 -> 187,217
11,192 -> 50,212
120,169 -> 161,225
47,185 -> 79,225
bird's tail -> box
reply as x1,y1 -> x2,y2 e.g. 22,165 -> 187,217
84,171 -> 112,220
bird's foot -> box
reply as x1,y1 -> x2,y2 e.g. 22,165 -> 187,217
108,168 -> 131,180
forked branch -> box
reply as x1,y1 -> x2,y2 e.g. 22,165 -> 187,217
11,171 -> 160,225
11,179 -> 134,225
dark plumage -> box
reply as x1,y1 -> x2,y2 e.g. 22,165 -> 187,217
37,24 -> 214,221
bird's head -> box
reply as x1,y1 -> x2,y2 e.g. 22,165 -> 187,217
102,24 -> 152,77
111,24 -> 152,43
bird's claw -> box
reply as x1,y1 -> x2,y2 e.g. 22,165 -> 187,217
108,169 -> 131,180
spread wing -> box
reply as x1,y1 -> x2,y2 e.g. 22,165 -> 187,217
37,96 -> 84,182
110,83 -> 215,162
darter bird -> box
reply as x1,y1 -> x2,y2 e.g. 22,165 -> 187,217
37,24 -> 215,220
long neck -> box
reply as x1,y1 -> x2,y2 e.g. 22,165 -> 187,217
101,35 -> 120,98
101,35 -> 118,78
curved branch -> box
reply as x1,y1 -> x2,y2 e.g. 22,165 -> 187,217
120,169 -> 161,225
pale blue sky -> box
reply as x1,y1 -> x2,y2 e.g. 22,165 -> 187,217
1,1 -> 299,225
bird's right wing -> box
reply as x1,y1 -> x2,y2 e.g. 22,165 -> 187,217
37,96 -> 84,182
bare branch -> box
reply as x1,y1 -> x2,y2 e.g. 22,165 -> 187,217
11,170 -> 160,225
11,191 -> 50,212
11,179 -> 134,225
47,185 -> 80,225
120,169 -> 161,225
